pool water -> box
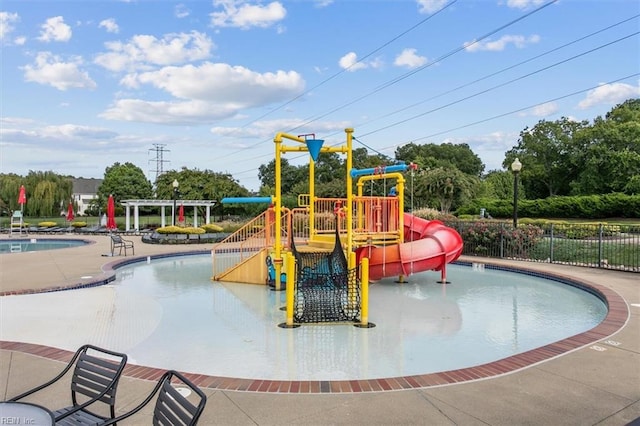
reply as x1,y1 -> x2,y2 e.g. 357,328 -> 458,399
0,255 -> 608,380
0,239 -> 89,254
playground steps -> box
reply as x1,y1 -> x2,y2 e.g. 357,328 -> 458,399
214,248 -> 268,285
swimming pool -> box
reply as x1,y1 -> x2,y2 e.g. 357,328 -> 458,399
0,238 -> 90,254
0,254 -> 608,381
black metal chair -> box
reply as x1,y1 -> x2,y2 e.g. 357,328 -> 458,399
9,344 -> 128,425
98,370 -> 207,426
110,234 -> 134,256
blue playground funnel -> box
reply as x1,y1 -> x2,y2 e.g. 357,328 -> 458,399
305,139 -> 324,162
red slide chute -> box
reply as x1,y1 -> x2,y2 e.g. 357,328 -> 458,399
357,213 -> 463,280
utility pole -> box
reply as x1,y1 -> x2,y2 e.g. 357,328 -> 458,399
149,144 -> 170,183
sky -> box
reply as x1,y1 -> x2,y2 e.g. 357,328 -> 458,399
1,0 -> 639,192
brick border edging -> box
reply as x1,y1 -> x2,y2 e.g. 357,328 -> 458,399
0,260 -> 629,393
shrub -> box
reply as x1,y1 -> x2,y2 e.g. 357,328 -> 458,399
71,221 -> 87,228
200,223 -> 224,232
457,193 -> 640,219
156,226 -> 205,234
457,221 -> 544,257
412,208 -> 457,221
38,221 -> 57,227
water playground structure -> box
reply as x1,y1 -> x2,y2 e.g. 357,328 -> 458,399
211,128 -> 463,327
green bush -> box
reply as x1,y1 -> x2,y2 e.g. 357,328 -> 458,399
457,221 -> 544,257
71,221 -> 87,228
38,221 -> 57,227
156,226 -> 205,234
457,193 -> 640,219
200,223 -> 224,232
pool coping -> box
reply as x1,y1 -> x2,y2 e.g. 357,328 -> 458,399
0,257 -> 629,394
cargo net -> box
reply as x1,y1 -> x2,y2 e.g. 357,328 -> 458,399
291,225 -> 361,323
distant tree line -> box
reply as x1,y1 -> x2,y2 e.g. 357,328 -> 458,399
1,98 -> 637,218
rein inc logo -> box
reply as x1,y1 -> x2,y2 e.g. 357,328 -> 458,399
1,417 -> 36,424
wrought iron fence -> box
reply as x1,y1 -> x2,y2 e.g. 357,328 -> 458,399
445,221 -> 640,273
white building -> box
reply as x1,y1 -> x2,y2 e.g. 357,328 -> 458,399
71,178 -> 102,216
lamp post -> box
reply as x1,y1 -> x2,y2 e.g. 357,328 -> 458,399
172,179 -> 179,226
511,158 -> 522,228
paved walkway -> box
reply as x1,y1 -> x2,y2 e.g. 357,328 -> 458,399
0,234 -> 638,425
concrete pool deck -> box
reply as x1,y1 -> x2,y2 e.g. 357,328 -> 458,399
0,233 -> 638,425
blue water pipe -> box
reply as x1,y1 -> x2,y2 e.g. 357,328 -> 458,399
350,163 -> 409,178
221,197 -> 273,204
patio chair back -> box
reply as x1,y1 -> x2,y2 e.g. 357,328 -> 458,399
70,349 -> 126,417
9,344 -> 127,425
98,370 -> 207,425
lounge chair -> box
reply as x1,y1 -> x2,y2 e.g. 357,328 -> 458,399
110,234 -> 134,256
98,370 -> 207,426
8,344 -> 128,425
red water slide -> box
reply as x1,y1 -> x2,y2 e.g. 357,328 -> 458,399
357,213 -> 463,280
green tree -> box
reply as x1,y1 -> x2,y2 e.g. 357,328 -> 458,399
258,158 -> 305,195
395,142 -> 484,177
0,173 -> 23,215
504,117 -> 588,199
415,167 -> 478,213
570,99 -> 640,195
483,170 -> 525,200
96,162 -> 153,211
156,168 -> 251,218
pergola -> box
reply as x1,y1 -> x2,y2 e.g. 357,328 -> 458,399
121,199 -> 218,231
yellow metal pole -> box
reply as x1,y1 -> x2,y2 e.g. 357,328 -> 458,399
345,128 -> 354,267
286,251 -> 296,326
274,135 -> 283,291
309,158 -> 315,240
360,256 -> 369,326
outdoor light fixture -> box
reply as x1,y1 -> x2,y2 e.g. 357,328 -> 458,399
172,179 -> 179,226
511,158 -> 522,228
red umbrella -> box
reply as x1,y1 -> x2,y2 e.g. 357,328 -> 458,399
66,202 -> 75,221
17,185 -> 26,207
178,204 -> 185,223
106,194 -> 117,230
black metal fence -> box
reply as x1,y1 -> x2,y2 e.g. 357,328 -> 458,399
445,221 -> 640,273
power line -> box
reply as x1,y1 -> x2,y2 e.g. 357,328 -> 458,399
354,14 -> 640,130
229,72 -> 640,181
357,31 -> 639,138
212,0 -> 459,162
383,73 -> 640,146
285,0 -> 560,133
218,0 -> 560,171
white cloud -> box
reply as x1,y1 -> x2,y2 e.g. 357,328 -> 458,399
394,48 -> 427,69
100,99 -> 243,124
37,16 -> 72,42
14,36 -> 26,45
505,0 -> 546,10
464,34 -> 540,52
578,81 -> 640,109
94,31 -> 214,72
102,62 -> 305,124
123,62 -> 304,104
1,123 -> 118,149
210,118 -> 350,139
338,52 -> 368,72
99,18 -> 119,33
314,0 -> 334,7
22,52 -> 96,91
416,0 -> 448,14
0,11 -> 19,40
175,4 -> 190,18
519,102 -> 558,117
210,0 -> 286,29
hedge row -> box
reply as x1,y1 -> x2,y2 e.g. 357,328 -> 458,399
456,193 -> 640,219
